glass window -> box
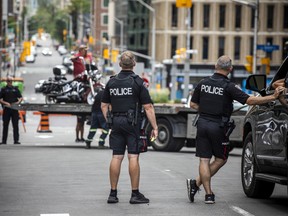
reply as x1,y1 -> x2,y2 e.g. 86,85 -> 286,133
267,5 -> 274,29
284,5 -> 288,28
172,4 -> 178,27
234,37 -> 241,60
251,8 -> 255,29
102,32 -> 108,40
203,5 -> 210,28
249,37 -> 254,55
219,5 -> 226,28
266,37 -> 273,59
171,36 -> 177,58
102,14 -> 108,25
103,0 -> 109,8
282,38 -> 288,60
189,36 -> 193,59
218,37 -> 225,57
235,5 -> 242,28
202,37 -> 209,60
190,5 -> 194,28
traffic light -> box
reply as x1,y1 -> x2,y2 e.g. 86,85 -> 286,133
103,49 -> 109,59
176,0 -> 192,8
261,57 -> 270,75
14,0 -> 20,14
245,55 -> 253,73
63,29 -> 67,42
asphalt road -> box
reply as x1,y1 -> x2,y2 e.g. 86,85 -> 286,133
0,38 -> 287,216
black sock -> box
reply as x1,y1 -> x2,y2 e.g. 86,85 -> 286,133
132,189 -> 139,195
110,189 -> 117,196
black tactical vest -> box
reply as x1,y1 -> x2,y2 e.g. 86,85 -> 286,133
108,74 -> 142,113
198,77 -> 233,118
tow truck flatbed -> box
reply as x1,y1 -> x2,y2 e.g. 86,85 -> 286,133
11,103 -> 92,115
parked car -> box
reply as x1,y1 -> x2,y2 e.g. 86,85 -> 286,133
42,47 -> 52,56
25,54 -> 35,63
241,56 -> 288,199
58,45 -> 68,55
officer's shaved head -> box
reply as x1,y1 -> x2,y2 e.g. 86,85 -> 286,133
215,55 -> 232,71
119,51 -> 136,69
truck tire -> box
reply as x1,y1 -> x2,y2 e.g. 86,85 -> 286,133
241,132 -> 275,198
148,118 -> 184,152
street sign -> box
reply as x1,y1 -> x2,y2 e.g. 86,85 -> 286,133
257,44 -> 279,53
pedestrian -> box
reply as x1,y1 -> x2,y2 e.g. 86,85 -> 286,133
85,89 -> 109,149
0,76 -> 23,144
186,55 -> 285,204
101,51 -> 158,204
70,44 -> 92,142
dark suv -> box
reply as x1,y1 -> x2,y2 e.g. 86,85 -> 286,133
242,56 -> 288,198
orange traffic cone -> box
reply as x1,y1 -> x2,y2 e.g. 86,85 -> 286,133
37,113 -> 52,133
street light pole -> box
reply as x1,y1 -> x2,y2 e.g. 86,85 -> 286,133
232,0 -> 259,74
135,0 -> 156,79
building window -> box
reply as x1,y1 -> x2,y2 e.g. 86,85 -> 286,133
102,14 -> 108,26
172,4 -> 178,27
189,36 -> 193,58
219,5 -> 226,28
267,5 -> 274,29
218,37 -> 225,57
235,5 -> 242,29
266,37 -> 273,59
203,4 -> 210,28
250,37 -> 254,55
251,8 -> 255,29
234,37 -> 241,60
282,38 -> 288,60
171,36 -> 177,58
202,37 -> 209,60
190,5 -> 194,28
284,5 -> 288,28
102,0 -> 109,8
102,31 -> 108,40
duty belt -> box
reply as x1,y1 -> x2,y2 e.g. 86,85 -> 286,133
113,112 -> 127,116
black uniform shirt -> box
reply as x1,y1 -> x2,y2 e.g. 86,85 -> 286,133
192,73 -> 250,107
0,85 -> 22,104
101,70 -> 153,105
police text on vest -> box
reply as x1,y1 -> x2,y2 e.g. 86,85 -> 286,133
110,88 -> 133,96
201,85 -> 223,95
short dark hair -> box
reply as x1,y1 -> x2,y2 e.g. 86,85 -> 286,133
119,51 -> 136,68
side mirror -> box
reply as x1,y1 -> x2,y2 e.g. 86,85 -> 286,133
245,74 -> 267,95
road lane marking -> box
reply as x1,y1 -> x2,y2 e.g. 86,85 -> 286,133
40,214 -> 70,216
230,206 -> 255,216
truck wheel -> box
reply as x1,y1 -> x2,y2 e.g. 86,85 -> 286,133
148,118 -> 184,152
241,132 -> 275,198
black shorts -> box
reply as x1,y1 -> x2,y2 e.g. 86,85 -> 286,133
195,117 -> 230,160
109,116 -> 139,155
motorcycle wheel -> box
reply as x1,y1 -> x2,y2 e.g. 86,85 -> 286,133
45,95 -> 57,104
87,87 -> 102,105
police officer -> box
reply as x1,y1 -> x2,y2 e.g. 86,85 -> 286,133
85,89 -> 109,149
101,51 -> 158,204
186,55 -> 285,204
0,77 -> 23,144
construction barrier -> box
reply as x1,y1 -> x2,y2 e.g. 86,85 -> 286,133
36,112 -> 52,133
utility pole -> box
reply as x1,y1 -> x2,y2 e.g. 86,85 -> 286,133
232,0 -> 259,74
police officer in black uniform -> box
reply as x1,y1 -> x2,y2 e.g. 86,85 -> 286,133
186,55 -> 284,204
0,77 -> 23,144
101,51 -> 158,204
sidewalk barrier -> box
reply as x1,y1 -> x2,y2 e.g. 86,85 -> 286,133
36,113 -> 52,133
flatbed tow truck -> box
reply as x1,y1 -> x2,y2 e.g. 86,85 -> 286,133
11,102 -> 246,152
